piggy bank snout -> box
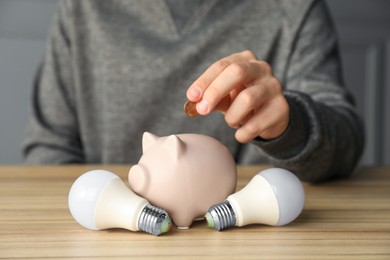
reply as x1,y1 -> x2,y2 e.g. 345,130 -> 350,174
128,164 -> 148,194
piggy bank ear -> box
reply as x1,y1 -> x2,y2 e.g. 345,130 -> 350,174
142,132 -> 159,153
128,164 -> 149,194
163,135 -> 185,160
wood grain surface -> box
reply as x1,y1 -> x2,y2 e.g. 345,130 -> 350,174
0,165 -> 389,259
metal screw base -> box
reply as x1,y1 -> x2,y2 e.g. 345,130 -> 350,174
206,200 -> 236,231
138,204 -> 171,236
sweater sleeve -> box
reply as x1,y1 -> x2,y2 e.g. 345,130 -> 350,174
254,0 -> 364,182
22,2 -> 84,164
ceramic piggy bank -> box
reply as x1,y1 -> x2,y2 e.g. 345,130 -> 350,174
128,132 -> 237,229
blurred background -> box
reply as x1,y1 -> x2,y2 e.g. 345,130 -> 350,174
0,0 -> 389,165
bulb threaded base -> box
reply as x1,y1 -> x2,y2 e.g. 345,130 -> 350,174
138,204 -> 172,236
205,200 -> 236,231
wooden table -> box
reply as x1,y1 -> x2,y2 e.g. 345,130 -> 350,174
0,165 -> 389,259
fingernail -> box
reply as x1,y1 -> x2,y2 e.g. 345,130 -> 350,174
188,86 -> 201,99
197,99 -> 209,114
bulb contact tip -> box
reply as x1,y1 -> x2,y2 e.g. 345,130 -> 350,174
138,204 -> 172,236
205,201 -> 236,231
205,212 -> 215,229
160,217 -> 172,234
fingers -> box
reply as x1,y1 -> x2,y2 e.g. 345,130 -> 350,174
186,50 -> 259,104
235,95 -> 290,143
185,50 -> 290,142
199,62 -> 268,115
186,59 -> 231,102
224,83 -> 270,128
223,77 -> 289,142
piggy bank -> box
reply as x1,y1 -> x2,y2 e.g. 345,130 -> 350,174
128,132 -> 237,229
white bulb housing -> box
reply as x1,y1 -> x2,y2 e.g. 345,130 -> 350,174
206,168 -> 305,230
68,170 -> 171,235
257,168 -> 305,226
68,170 -> 120,230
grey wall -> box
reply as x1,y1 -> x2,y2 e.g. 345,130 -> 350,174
0,0 -> 389,165
326,0 -> 390,165
0,0 -> 58,164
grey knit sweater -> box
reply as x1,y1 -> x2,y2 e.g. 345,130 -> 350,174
23,0 -> 364,182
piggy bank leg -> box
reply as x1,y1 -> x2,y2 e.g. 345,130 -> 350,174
177,226 -> 190,230
171,215 -> 194,229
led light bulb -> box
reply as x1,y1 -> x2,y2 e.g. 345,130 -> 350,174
68,170 -> 172,236
205,168 -> 305,231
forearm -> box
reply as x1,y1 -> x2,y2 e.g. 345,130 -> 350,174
24,143 -> 84,164
23,2 -> 83,164
23,81 -> 84,164
254,91 -> 364,182
22,76 -> 84,164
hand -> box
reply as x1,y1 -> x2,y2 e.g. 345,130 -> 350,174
186,50 -> 289,143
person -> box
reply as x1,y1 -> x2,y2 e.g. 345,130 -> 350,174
23,0 -> 364,182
